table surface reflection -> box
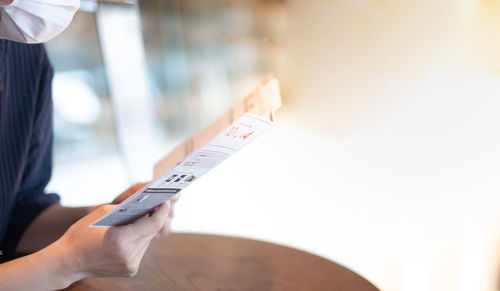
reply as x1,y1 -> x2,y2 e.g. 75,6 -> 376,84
65,233 -> 379,291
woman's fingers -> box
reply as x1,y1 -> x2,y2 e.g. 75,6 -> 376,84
120,201 -> 171,238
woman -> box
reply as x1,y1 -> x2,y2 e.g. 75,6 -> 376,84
0,1 -> 175,290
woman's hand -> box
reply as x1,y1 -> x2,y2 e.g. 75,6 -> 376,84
17,182 -> 180,254
0,202 -> 172,291
53,202 -> 172,280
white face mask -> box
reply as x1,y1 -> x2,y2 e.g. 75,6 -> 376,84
0,0 -> 80,44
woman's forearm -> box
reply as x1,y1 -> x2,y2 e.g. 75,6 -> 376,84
16,204 -> 96,253
0,242 -> 81,291
0,202 -> 172,290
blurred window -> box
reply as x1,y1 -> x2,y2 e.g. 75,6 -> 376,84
45,0 -> 286,205
45,8 -> 118,164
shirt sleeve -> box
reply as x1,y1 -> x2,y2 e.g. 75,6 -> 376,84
0,46 -> 60,255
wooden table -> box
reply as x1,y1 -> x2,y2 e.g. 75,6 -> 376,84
65,233 -> 379,291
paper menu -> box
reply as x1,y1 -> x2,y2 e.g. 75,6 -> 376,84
153,76 -> 281,178
91,77 -> 281,227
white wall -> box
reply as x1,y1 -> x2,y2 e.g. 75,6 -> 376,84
270,1 -> 500,290
174,1 -> 500,290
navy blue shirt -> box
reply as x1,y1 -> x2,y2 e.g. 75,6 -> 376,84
0,39 -> 60,255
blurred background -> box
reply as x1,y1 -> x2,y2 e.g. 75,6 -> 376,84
45,0 -> 500,290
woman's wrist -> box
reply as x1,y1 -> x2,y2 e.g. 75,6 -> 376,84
41,239 -> 87,289
0,242 -> 85,291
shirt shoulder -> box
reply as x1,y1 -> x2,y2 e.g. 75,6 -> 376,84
1,40 -> 53,110
4,40 -> 50,72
